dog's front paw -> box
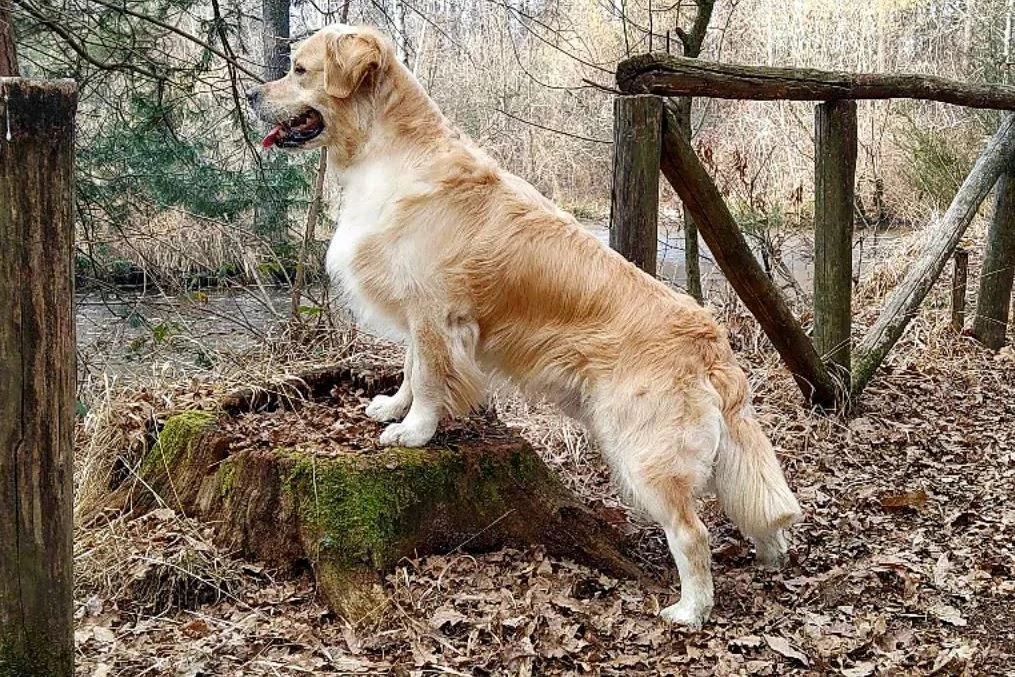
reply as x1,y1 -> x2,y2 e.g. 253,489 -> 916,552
379,417 -> 437,447
660,597 -> 713,630
366,394 -> 410,422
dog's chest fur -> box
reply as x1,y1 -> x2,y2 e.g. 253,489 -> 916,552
326,157 -> 429,338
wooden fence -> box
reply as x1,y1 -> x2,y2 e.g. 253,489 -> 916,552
611,54 -> 1015,407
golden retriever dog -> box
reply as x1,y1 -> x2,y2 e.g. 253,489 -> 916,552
247,24 -> 802,628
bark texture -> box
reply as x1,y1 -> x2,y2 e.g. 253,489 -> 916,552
261,0 -> 290,81
813,100 -> 857,391
0,1 -> 16,77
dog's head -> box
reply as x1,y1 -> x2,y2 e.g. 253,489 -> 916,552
247,25 -> 392,159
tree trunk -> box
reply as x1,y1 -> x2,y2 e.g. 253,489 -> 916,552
102,366 -> 644,621
261,0 -> 290,82
853,114 -> 1015,396
813,100 -> 857,392
0,78 -> 77,677
255,0 -> 292,242
656,103 -> 837,407
610,95 -> 662,276
391,0 -> 409,67
971,171 -> 1015,349
0,0 -> 17,76
672,95 -> 702,301
669,1 -> 713,303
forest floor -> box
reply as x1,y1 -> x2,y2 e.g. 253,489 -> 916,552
73,280 -> 1015,676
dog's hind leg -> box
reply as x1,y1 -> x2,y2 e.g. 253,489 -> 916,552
367,349 -> 413,422
658,490 -> 714,628
605,408 -> 721,629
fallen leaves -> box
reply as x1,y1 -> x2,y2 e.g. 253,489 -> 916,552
764,634 -> 809,666
72,308 -> 1015,674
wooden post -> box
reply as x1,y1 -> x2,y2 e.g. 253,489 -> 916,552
971,171 -> 1015,349
0,78 -> 78,676
813,100 -> 857,392
853,113 -> 1015,397
610,95 -> 662,276
656,103 -> 837,407
951,248 -> 969,332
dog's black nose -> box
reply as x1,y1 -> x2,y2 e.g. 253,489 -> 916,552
246,86 -> 262,107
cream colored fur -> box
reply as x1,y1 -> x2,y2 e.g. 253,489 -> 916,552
249,24 -> 803,628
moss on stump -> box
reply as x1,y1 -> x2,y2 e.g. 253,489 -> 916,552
121,367 -> 642,619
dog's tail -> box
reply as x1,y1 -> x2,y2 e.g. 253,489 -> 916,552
707,358 -> 802,554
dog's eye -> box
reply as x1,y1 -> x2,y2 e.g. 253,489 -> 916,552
293,64 -> 306,75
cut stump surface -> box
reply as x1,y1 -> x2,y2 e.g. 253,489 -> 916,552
121,365 -> 642,619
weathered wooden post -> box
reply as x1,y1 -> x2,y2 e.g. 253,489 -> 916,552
971,170 -> 1015,348
0,78 -> 78,676
813,100 -> 857,393
951,248 -> 969,332
610,95 -> 662,276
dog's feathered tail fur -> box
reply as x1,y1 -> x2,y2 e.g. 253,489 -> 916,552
707,356 -> 802,562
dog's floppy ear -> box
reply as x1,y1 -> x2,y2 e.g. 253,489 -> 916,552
325,31 -> 387,99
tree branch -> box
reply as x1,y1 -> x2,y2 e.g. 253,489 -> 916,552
84,0 -> 264,82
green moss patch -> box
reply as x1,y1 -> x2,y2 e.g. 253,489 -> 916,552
281,447 -> 466,569
141,410 -> 216,478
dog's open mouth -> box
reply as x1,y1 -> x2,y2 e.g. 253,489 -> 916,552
261,108 -> 325,149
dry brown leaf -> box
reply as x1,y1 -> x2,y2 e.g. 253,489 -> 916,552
841,661 -> 876,676
764,635 -> 809,666
429,606 -> 467,630
181,617 -> 210,638
928,603 -> 967,627
879,489 -> 929,511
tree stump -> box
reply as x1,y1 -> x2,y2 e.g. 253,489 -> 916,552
113,365 -> 643,619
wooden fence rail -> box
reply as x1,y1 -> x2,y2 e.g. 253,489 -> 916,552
617,53 -> 1015,110
951,249 -> 969,333
0,77 -> 77,677
614,51 -> 1015,405
852,114 -> 1015,396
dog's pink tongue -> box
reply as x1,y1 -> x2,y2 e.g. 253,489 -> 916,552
261,125 -> 284,149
